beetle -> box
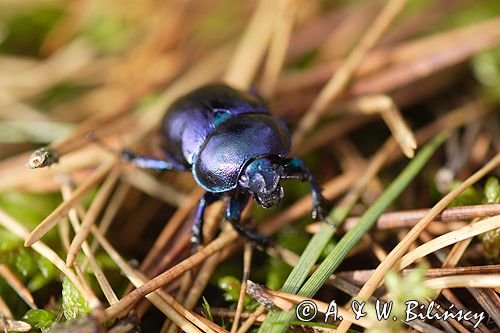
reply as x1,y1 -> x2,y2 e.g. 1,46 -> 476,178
121,83 -> 330,248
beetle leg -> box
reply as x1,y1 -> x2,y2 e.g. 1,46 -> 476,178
227,192 -> 270,246
121,149 -> 181,171
192,192 -> 222,251
282,157 -> 332,221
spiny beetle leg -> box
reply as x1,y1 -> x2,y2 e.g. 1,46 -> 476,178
191,192 -> 222,252
227,192 -> 272,247
282,157 -> 331,221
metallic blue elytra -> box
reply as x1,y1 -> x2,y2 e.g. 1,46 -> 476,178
193,114 -> 290,192
121,83 -> 330,248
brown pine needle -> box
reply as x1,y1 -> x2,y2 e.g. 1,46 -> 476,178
349,94 -> 417,158
121,168 -> 187,207
224,0 -> 277,90
91,226 -> 217,333
424,275 -> 500,290
60,181 -> 119,305
85,182 -> 131,269
0,207 -> 101,311
236,306 -> 266,333
231,243 -> 253,333
24,157 -> 116,246
0,265 -> 37,309
306,203 -> 500,232
292,0 -> 410,146
260,0 -> 298,97
141,187 -> 204,271
338,265 -> 500,285
397,214 -> 500,270
105,229 -> 240,318
0,296 -> 12,319
66,164 -> 121,266
336,153 -> 500,333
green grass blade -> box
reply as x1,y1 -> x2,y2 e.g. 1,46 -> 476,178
260,132 -> 448,333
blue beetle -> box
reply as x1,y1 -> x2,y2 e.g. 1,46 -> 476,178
121,84 -> 330,248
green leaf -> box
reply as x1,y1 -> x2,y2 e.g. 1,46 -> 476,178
448,180 -> 481,207
23,309 -> 57,330
483,177 -> 500,204
62,276 -> 90,320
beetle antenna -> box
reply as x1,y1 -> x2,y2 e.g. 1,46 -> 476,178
86,131 -> 122,156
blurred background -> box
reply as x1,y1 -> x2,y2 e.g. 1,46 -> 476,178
0,0 -> 499,332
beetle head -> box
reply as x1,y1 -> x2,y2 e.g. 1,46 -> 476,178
239,157 -> 284,208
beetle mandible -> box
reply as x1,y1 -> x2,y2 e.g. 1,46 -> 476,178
121,83 -> 330,248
